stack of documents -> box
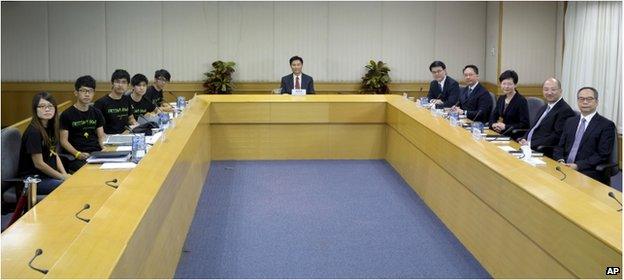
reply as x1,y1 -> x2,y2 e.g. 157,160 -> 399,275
86,151 -> 131,164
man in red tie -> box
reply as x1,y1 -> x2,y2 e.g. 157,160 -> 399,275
280,56 -> 315,94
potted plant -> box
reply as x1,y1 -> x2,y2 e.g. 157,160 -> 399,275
203,61 -> 236,94
360,60 -> 391,94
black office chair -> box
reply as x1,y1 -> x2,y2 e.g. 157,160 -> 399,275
536,110 -> 580,155
512,97 -> 545,137
1,128 -> 23,213
596,132 -> 620,186
487,92 -> 496,125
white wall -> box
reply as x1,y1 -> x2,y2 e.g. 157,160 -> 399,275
485,2 -> 500,84
501,2 -> 559,85
1,1 -> 488,82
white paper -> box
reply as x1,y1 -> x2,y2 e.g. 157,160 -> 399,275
146,132 -> 162,145
497,146 -> 516,152
100,162 -> 137,169
524,157 -> 546,166
116,146 -> 132,151
291,89 -> 306,96
490,140 -> 510,144
86,154 -> 131,163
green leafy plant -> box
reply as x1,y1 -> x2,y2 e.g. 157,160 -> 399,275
203,61 -> 236,94
360,60 -> 391,94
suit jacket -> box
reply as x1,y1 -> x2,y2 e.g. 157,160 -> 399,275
521,98 -> 576,157
280,73 -> 315,94
458,82 -> 491,123
553,113 -> 616,183
427,76 -> 460,108
490,91 -> 530,139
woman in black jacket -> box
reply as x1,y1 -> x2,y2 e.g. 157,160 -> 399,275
490,70 -> 530,140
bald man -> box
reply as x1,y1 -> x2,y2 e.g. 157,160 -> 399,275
518,77 -> 576,158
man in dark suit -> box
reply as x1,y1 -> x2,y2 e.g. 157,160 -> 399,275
427,61 -> 459,108
553,87 -> 616,184
280,56 -> 314,94
451,65 -> 492,123
518,77 -> 576,158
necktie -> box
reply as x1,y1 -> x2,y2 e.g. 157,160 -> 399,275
439,82 -> 444,92
566,118 -> 587,163
295,76 -> 301,89
526,105 -> 550,143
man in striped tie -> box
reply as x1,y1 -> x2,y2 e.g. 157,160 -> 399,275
553,87 -> 616,184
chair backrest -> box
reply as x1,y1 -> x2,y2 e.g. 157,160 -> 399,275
527,97 -> 546,125
488,92 -> 496,118
1,127 -> 21,187
609,132 -> 619,165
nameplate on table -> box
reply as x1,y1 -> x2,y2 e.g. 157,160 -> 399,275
291,89 -> 306,96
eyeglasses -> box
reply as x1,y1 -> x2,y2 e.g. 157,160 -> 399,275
431,69 -> 444,74
113,80 -> 128,85
37,105 -> 55,110
78,88 -> 94,94
156,77 -> 169,83
578,97 -> 596,102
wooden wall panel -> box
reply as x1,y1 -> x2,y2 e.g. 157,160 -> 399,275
386,127 -> 574,278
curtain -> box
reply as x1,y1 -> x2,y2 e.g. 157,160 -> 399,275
562,1 -> 622,132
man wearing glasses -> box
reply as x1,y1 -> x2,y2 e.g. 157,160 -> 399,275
553,87 -> 616,184
518,77 -> 576,158
94,69 -> 137,134
59,75 -> 106,172
427,60 -> 460,108
145,69 -> 173,112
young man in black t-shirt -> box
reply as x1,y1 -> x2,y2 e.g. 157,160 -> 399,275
145,69 -> 173,112
94,69 -> 137,134
59,75 -> 106,173
129,73 -> 159,121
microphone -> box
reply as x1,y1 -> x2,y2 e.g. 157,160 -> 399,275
105,178 -> 118,189
75,204 -> 91,223
608,192 -> 623,212
470,110 -> 482,122
28,249 -> 48,274
500,125 -> 514,136
555,166 -> 567,181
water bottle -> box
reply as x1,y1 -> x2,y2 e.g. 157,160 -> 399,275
158,112 -> 170,129
449,111 -> 460,126
472,122 -> 484,141
176,96 -> 186,112
131,133 -> 146,163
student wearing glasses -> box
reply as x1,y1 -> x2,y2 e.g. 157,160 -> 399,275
59,75 -> 106,173
19,92 -> 70,193
145,69 -> 173,112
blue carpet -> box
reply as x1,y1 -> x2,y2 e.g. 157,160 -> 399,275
175,160 -> 490,279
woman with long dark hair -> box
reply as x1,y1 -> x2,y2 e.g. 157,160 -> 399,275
18,92 -> 70,194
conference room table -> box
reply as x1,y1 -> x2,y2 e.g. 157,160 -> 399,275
1,95 -> 620,279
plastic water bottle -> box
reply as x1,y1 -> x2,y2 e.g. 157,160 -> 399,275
131,133 -> 146,163
472,122 -> 484,141
449,111 -> 460,126
177,96 -> 186,112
